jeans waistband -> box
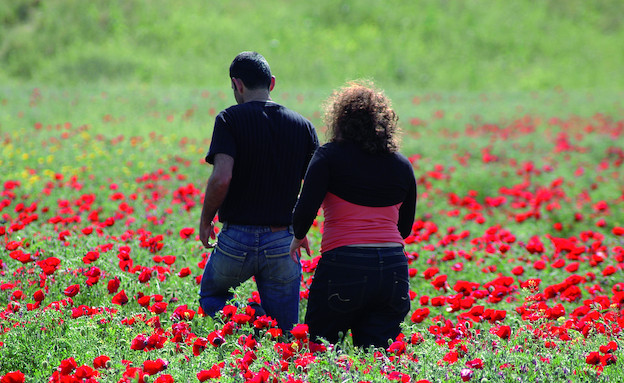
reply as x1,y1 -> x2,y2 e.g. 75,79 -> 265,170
222,222 -> 293,233
323,245 -> 405,258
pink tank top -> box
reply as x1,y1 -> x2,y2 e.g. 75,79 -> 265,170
320,192 -> 404,252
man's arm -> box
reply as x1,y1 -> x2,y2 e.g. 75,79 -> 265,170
199,153 -> 234,248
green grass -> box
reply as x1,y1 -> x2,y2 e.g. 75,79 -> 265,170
2,0 -> 624,91
1,1 -> 624,381
1,84 -> 623,382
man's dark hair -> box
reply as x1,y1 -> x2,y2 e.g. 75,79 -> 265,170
229,51 -> 272,90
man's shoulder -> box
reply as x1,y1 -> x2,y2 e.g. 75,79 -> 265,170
272,104 -> 314,125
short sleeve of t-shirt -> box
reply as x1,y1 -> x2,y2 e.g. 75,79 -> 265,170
205,111 -> 237,164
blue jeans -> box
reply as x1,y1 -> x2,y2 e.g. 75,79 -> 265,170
304,246 -> 410,348
199,224 -> 301,330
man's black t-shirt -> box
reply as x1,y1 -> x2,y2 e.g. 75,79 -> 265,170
206,101 -> 319,226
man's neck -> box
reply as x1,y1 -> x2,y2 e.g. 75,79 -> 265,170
241,89 -> 271,103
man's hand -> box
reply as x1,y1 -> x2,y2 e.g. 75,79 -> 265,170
198,153 -> 233,250
199,219 -> 217,249
289,235 -> 311,263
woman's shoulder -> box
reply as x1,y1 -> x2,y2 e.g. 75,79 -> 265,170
318,141 -> 345,153
386,151 -> 415,172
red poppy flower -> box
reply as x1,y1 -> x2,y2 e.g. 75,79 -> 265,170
197,363 -> 224,381
431,274 -> 447,289
74,365 -> 97,380
460,368 -> 473,381
112,290 -> 129,305
179,227 -> 195,239
143,358 -> 168,375
150,302 -> 168,314
387,340 -> 406,355
443,350 -> 459,364
193,337 -> 209,356
162,255 -> 176,265
465,358 -> 484,369
138,268 -> 152,283
231,313 -> 252,325
57,357 -> 77,375
0,371 -> 25,383
93,355 -> 111,369
137,295 -> 151,307
107,277 -> 120,294
533,260 -> 546,270
154,375 -> 174,383
411,308 -> 430,323
81,226 -> 93,235
178,267 -> 191,278
63,284 -> 80,297
123,367 -> 146,383
599,341 -> 618,354
565,262 -> 579,272
496,325 -> 511,340
602,265 -> 617,276
58,230 -> 71,241
423,267 -> 439,280
290,324 -> 309,341
131,334 -> 147,350
601,353 -> 617,366
586,351 -> 601,365
10,290 -> 24,301
33,289 -> 45,302
431,296 -> 446,306
83,251 -> 100,264
267,328 -> 282,339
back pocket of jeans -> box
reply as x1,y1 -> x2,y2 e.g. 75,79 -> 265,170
265,248 -> 300,284
211,241 -> 247,279
327,277 -> 367,314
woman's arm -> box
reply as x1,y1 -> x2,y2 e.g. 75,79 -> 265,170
398,171 -> 417,239
292,147 -> 330,239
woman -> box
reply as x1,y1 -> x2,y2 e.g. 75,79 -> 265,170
290,81 -> 417,349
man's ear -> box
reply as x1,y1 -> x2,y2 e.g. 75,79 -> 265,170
231,78 -> 244,93
269,76 -> 276,92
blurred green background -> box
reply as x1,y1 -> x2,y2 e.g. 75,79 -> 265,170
2,0 -> 623,92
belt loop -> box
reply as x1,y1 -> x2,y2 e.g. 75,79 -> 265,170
223,222 -> 228,231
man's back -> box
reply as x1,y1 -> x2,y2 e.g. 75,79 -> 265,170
199,51 -> 318,330
206,100 -> 318,226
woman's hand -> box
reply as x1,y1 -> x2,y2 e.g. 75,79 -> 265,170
290,235 -> 311,263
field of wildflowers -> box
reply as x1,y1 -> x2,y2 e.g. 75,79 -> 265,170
1,86 -> 623,382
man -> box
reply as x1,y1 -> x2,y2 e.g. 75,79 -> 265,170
198,51 -> 319,331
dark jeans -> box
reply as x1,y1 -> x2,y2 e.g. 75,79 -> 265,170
199,224 -> 301,330
304,246 -> 410,349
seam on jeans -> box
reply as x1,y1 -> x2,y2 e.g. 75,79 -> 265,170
264,250 -> 290,258
217,230 -> 256,253
263,232 -> 293,249
215,243 -> 247,261
328,293 -> 350,302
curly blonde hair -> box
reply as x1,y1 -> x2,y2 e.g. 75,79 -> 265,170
324,80 -> 400,154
